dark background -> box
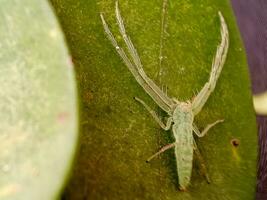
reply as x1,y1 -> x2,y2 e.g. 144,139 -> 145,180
231,1 -> 267,199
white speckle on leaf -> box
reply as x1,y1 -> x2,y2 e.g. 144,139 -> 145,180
0,183 -> 20,197
2,164 -> 10,173
49,29 -> 58,39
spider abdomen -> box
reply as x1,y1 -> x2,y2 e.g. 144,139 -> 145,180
172,122 -> 194,190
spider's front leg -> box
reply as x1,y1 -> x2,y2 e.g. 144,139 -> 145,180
101,1 -> 176,115
192,12 -> 229,115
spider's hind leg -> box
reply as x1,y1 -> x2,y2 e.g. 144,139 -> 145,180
146,142 -> 176,163
193,139 -> 211,184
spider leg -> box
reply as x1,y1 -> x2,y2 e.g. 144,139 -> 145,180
192,12 -> 229,115
114,2 -> 177,111
101,13 -> 173,113
134,97 -> 173,131
146,142 -> 176,162
193,139 -> 211,183
192,119 -> 224,137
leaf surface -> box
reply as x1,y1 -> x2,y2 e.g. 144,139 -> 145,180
51,0 -> 257,199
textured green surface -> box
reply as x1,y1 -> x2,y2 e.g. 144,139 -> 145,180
51,0 -> 257,199
0,1 -> 78,200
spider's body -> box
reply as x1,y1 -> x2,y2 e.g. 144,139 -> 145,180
101,1 -> 229,190
172,103 -> 194,190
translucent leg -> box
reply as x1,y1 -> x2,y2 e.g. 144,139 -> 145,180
146,143 -> 176,163
193,139 -> 211,183
134,97 -> 173,131
115,2 -> 176,109
100,2 -> 176,114
193,119 -> 224,138
192,12 -> 229,115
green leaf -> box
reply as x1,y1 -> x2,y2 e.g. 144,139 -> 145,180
51,0 -> 257,199
0,1 -> 78,199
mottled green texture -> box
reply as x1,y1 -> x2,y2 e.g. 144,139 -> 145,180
51,0 -> 257,199
0,1 -> 78,200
